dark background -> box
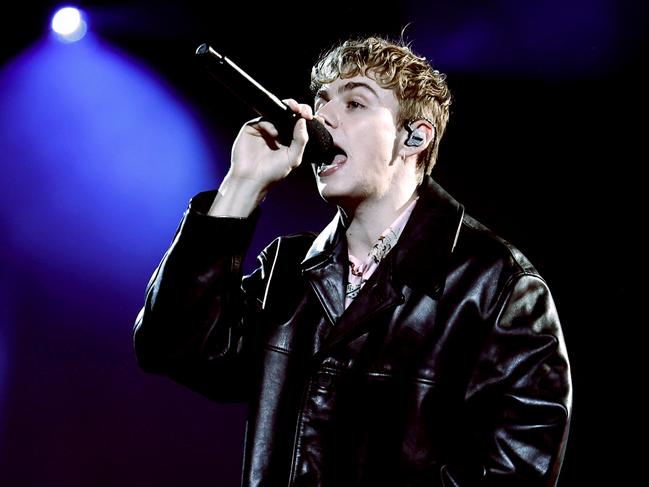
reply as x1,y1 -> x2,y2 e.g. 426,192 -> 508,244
1,1 -> 646,485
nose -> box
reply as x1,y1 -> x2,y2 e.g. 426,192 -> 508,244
314,100 -> 338,128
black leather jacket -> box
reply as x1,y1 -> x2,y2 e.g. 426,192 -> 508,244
134,177 -> 572,486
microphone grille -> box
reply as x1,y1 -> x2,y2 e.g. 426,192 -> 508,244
304,119 -> 334,166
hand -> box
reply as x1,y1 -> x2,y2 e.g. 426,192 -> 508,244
208,100 -> 313,217
232,99 -> 313,186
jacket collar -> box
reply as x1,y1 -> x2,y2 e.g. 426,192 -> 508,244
301,209 -> 349,270
392,176 -> 465,298
300,211 -> 349,326
299,176 -> 464,332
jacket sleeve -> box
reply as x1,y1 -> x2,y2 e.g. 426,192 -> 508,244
443,273 -> 572,486
132,191 -> 270,403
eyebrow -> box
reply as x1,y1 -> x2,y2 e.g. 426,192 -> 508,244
316,81 -> 380,101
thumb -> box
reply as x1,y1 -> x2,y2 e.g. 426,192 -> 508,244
288,118 -> 309,166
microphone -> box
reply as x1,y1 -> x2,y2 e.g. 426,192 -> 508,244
195,43 -> 334,166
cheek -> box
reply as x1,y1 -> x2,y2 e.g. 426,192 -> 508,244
352,123 -> 395,157
366,132 -> 398,168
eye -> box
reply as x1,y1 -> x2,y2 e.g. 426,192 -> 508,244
346,100 -> 365,110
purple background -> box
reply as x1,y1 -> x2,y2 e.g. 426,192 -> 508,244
1,1 -> 646,485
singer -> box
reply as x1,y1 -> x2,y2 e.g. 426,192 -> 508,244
134,36 -> 571,486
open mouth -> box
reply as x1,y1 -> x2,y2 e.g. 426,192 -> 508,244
316,147 -> 347,177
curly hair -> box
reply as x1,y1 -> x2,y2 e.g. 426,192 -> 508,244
311,37 -> 452,177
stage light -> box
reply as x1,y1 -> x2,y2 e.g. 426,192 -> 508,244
0,35 -> 220,287
51,6 -> 87,42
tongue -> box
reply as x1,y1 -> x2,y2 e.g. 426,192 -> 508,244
332,154 -> 346,165
317,155 -> 346,176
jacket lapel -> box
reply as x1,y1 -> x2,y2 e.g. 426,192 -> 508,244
323,257 -> 402,351
392,177 -> 465,299
300,177 -> 465,354
301,211 -> 348,327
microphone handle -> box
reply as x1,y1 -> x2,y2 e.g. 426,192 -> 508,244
195,43 -> 331,159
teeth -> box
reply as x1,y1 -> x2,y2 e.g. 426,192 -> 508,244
317,163 -> 336,176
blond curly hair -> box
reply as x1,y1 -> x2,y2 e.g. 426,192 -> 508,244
311,37 -> 452,178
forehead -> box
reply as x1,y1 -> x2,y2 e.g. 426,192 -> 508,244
316,74 -> 397,103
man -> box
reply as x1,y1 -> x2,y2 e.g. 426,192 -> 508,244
134,37 -> 572,486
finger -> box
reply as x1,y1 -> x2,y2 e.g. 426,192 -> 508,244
246,119 -> 279,139
283,98 -> 298,110
282,98 -> 313,120
289,118 -> 309,164
244,116 -> 263,125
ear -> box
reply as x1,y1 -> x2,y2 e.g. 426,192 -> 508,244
400,120 -> 436,158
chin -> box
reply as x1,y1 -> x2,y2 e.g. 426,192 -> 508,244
316,185 -> 343,204
315,173 -> 372,203
316,186 -> 340,204
316,187 -> 361,212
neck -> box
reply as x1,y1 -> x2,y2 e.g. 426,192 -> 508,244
345,185 -> 418,259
